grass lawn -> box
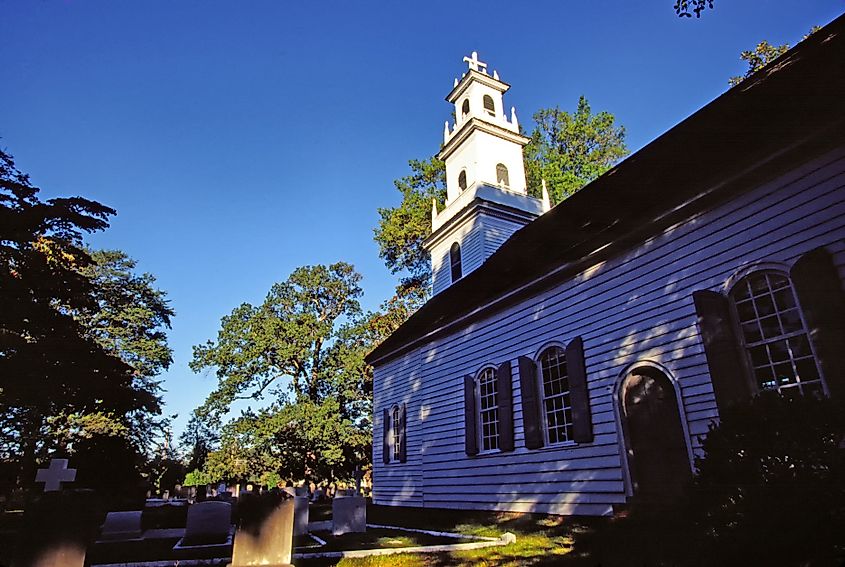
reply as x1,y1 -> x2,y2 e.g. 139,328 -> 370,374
293,504 -> 714,567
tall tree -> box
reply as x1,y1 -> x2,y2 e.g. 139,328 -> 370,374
190,262 -> 373,483
0,148 -> 163,487
524,97 -> 628,205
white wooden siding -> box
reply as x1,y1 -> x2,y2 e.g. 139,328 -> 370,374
373,146 -> 845,515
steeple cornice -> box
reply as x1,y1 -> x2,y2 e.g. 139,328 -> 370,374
446,68 -> 510,103
437,116 -> 529,162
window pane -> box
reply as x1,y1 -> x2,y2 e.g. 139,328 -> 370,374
755,294 -> 776,317
773,362 -> 795,385
750,275 -> 769,295
773,288 -> 795,311
796,358 -> 820,383
788,335 -> 811,357
759,316 -> 781,339
768,273 -> 789,290
780,309 -> 802,334
750,345 -> 769,367
755,366 -> 776,389
733,281 -> 751,300
742,321 -> 762,343
736,300 -> 757,322
768,339 -> 788,362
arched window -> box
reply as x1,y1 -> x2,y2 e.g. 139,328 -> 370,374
461,99 -> 470,118
458,170 -> 467,191
538,346 -> 573,444
496,163 -> 509,187
477,367 -> 499,451
450,242 -> 462,282
483,94 -> 495,116
383,403 -> 406,464
391,405 -> 402,461
730,271 -> 825,396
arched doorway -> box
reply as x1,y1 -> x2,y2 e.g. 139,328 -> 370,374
619,366 -> 691,502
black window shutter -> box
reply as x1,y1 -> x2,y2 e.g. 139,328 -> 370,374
382,407 -> 390,464
518,356 -> 544,449
566,337 -> 593,444
790,247 -> 845,398
693,290 -> 752,411
463,375 -> 478,456
397,403 -> 407,463
496,361 -> 515,452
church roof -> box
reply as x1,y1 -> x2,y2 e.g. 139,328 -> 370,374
366,14 -> 845,366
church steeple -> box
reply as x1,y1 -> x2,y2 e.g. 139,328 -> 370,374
425,52 -> 549,296
438,51 -> 529,204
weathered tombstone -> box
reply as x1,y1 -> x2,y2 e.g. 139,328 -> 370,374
162,489 -> 170,500
230,492 -> 293,567
288,488 -> 309,536
35,459 -> 76,492
14,461 -> 101,567
353,467 -> 363,495
331,495 -> 366,536
97,511 -> 143,542
173,500 -> 233,558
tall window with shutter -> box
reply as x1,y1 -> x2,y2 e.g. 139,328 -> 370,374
538,346 -> 573,444
519,337 -> 593,449
464,362 -> 514,456
383,403 -> 407,464
729,270 -> 826,397
477,367 -> 499,451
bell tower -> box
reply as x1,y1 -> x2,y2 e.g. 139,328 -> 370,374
425,52 -> 550,296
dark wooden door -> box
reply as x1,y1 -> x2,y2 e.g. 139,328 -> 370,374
621,368 -> 691,500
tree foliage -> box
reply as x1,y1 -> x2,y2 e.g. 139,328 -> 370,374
693,392 -> 844,564
729,27 -> 820,87
524,97 -> 628,205
190,262 -> 374,484
0,148 -> 171,491
674,0 -> 713,18
373,157 -> 446,292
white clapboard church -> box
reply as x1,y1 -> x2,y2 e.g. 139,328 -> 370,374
366,16 -> 845,516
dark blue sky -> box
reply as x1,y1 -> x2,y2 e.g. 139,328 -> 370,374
2,0 -> 840,437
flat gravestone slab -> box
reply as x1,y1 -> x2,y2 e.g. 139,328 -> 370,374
331,496 -> 366,536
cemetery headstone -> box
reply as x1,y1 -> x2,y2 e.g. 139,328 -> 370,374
13,460 -> 101,567
97,511 -> 143,542
230,492 -> 293,567
354,467 -> 363,495
331,495 -> 366,536
291,488 -> 309,536
35,459 -> 76,492
173,500 -> 232,558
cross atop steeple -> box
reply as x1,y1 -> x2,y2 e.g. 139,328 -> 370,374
462,51 -> 487,73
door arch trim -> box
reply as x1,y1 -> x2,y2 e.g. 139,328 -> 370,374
612,360 -> 694,497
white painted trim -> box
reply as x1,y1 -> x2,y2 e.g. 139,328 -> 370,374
722,261 -> 791,294
612,360 -> 696,497
530,339 -> 567,362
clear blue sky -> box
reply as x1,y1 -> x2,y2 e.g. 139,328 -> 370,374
2,0 -> 840,439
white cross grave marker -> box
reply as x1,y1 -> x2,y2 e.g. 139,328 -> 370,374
35,458 -> 76,492
463,51 -> 487,73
